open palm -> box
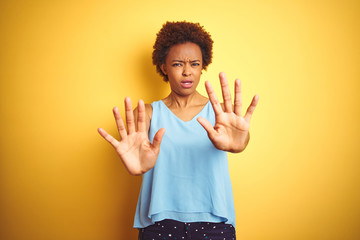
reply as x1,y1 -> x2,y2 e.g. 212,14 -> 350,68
197,72 -> 259,153
98,98 -> 165,175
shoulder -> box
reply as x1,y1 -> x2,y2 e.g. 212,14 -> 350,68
144,103 -> 153,120
197,94 -> 210,108
133,103 -> 153,120
220,103 -> 225,111
132,102 -> 153,131
200,96 -> 210,106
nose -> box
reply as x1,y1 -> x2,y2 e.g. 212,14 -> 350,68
182,63 -> 191,76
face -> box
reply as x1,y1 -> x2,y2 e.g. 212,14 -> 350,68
161,42 -> 203,96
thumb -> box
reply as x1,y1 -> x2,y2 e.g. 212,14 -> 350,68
151,128 -> 166,151
197,117 -> 216,138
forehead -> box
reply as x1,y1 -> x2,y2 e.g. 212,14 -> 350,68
166,42 -> 202,61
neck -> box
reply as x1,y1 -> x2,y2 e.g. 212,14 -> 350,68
165,91 -> 203,108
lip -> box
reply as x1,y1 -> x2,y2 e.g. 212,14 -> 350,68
181,80 -> 194,89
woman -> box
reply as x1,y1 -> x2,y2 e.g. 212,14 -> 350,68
98,21 -> 259,240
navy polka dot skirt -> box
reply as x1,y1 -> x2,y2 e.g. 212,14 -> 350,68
138,219 -> 236,240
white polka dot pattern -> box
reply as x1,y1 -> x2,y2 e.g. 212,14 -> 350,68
139,219 -> 235,240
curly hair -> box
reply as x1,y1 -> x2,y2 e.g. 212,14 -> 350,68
152,21 -> 214,82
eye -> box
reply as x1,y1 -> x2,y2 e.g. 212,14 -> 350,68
172,63 -> 182,67
192,62 -> 200,67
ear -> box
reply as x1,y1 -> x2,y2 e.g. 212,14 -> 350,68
160,64 -> 167,75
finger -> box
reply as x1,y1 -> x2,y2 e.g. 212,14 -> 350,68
205,81 -> 222,116
137,100 -> 146,132
113,106 -> 127,140
197,117 -> 217,139
219,72 -> 232,113
234,79 -> 242,116
97,128 -> 119,148
124,97 -> 135,134
151,128 -> 166,151
244,94 -> 259,122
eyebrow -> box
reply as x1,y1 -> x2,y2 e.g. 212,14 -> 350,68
171,60 -> 201,63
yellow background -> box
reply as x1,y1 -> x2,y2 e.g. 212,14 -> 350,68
1,0 -> 359,239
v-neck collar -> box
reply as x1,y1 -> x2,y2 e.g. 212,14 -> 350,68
160,100 -> 210,123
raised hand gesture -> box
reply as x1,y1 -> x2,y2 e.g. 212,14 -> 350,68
98,98 -> 165,175
197,72 -> 259,153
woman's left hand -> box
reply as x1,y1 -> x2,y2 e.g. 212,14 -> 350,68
197,72 -> 259,153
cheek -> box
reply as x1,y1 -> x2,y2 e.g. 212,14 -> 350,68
169,68 -> 182,76
195,69 -> 202,77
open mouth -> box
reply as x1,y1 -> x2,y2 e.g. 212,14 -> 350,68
181,80 -> 193,88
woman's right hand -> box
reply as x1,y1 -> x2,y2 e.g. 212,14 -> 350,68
98,97 -> 165,175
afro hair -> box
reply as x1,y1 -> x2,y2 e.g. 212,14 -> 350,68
152,21 -> 214,82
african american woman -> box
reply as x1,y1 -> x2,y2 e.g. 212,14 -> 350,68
98,21 -> 259,240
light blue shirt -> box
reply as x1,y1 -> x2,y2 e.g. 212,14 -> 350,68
134,100 -> 235,228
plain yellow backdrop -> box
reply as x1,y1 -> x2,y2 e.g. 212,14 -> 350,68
1,0 -> 359,239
